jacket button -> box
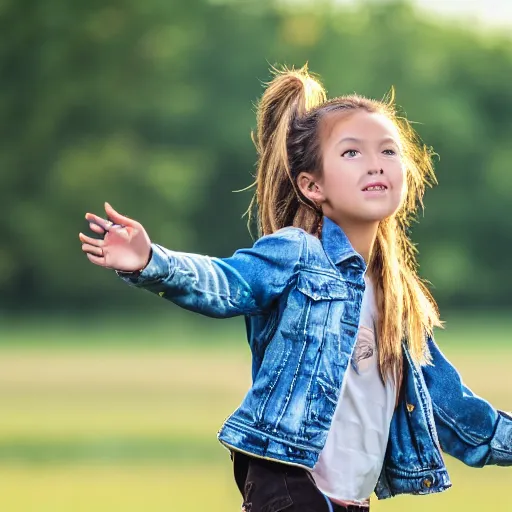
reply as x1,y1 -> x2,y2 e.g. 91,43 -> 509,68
406,403 -> 415,413
423,477 -> 433,488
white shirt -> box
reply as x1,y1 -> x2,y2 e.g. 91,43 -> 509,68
310,276 -> 396,504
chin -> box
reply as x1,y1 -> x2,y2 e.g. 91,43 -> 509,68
366,203 -> 401,222
360,210 -> 396,223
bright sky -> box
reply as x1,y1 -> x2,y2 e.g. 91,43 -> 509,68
337,0 -> 512,30
414,0 -> 512,28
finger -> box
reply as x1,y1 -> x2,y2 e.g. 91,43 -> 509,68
105,224 -> 130,241
104,202 -> 137,228
86,253 -> 107,266
89,222 -> 105,235
85,213 -> 112,231
82,243 -> 103,257
79,232 -> 104,247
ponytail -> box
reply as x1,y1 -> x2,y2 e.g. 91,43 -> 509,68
249,65 -> 326,236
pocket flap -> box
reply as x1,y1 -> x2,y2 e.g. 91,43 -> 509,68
296,272 -> 348,301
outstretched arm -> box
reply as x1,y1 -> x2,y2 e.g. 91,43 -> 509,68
422,336 -> 512,467
80,203 -> 305,318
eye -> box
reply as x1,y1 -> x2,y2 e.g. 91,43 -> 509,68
383,149 -> 397,156
342,149 -> 360,158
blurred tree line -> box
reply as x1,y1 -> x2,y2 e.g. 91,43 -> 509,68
2,0 -> 512,314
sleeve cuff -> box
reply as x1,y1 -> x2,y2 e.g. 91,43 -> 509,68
489,411 -> 512,466
116,244 -> 175,286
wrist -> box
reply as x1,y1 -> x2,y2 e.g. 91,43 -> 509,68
117,249 -> 153,277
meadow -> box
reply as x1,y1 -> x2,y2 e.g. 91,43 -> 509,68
1,313 -> 510,511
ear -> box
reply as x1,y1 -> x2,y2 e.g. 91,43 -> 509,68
297,171 -> 325,205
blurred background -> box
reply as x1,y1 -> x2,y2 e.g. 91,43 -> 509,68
1,0 -> 511,510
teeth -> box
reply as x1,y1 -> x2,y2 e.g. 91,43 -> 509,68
364,185 -> 386,191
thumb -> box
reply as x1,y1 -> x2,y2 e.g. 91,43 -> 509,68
104,202 -> 137,227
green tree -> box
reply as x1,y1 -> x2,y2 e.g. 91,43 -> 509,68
1,0 -> 511,312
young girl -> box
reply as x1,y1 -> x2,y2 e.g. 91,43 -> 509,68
79,66 -> 511,511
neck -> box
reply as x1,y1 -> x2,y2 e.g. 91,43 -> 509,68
335,218 -> 379,263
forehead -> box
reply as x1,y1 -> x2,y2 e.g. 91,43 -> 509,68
321,110 -> 400,146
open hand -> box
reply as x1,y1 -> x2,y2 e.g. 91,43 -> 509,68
79,202 -> 151,272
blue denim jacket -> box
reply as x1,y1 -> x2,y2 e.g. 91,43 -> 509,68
119,216 -> 511,499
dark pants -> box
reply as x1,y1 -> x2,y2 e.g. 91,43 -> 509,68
232,451 -> 370,512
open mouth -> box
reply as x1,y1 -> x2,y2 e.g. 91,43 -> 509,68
362,184 -> 388,191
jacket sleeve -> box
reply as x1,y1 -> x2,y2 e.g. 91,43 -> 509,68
116,227 -> 305,318
422,336 -> 512,467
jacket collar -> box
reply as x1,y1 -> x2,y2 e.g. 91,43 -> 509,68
320,216 -> 364,266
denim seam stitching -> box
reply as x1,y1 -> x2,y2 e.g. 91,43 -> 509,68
223,419 -> 322,453
432,402 -> 488,446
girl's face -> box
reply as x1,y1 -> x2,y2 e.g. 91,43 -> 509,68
299,110 -> 406,228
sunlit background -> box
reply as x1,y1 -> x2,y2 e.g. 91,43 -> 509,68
2,0 -> 511,510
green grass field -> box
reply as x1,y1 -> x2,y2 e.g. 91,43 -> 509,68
1,314 -> 510,511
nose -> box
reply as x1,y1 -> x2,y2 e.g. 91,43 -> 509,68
368,168 -> 384,175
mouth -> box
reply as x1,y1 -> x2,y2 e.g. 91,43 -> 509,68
362,181 -> 388,192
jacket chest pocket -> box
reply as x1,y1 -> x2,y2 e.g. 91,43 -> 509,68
296,272 -> 349,301
292,271 -> 349,340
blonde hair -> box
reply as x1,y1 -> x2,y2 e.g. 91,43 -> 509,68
249,65 -> 442,381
